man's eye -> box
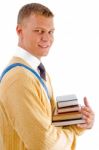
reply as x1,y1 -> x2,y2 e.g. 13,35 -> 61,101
34,30 -> 41,33
49,31 -> 54,35
34,30 -> 43,34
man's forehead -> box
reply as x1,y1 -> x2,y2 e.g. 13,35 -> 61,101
30,14 -> 54,28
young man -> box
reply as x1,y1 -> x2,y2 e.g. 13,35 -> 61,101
0,3 -> 94,150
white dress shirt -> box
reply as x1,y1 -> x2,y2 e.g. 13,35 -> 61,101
13,46 -> 52,103
14,46 -> 41,74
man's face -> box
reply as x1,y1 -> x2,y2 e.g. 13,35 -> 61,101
17,14 -> 54,59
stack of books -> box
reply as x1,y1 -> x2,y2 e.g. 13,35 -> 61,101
52,94 -> 85,127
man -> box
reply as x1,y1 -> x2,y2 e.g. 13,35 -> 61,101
0,3 -> 94,150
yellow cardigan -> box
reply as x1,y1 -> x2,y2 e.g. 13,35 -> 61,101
0,57 -> 84,150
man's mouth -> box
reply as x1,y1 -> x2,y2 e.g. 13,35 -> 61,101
38,44 -> 50,48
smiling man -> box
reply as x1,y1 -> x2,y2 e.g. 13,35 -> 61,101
17,9 -> 54,58
0,3 -> 94,150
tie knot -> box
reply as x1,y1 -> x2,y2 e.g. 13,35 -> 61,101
38,63 -> 46,80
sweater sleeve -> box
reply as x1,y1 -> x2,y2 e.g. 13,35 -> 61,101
3,74 -> 76,150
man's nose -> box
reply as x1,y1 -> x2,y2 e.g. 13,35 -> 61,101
41,33 -> 50,42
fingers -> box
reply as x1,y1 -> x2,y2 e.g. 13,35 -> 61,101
77,98 -> 95,129
83,97 -> 90,108
77,122 -> 89,129
83,97 -> 94,117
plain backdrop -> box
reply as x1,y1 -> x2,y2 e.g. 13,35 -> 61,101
0,0 -> 99,149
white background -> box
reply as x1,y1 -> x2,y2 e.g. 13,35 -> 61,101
0,0 -> 99,149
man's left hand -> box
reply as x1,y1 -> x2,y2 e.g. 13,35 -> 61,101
77,97 -> 95,129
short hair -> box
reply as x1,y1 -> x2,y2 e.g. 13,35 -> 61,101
17,3 -> 54,24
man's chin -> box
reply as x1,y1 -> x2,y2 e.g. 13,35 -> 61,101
41,53 -> 49,58
42,50 -> 49,56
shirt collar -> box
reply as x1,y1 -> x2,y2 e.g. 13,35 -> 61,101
14,46 -> 41,70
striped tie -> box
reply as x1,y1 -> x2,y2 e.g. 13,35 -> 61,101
38,63 -> 46,80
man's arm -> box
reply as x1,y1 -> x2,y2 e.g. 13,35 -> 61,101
2,73 -> 76,150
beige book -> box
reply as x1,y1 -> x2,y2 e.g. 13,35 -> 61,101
52,111 -> 83,121
57,105 -> 80,113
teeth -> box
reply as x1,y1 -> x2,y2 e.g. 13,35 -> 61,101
39,45 -> 48,48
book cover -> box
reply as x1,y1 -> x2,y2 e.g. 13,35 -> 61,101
52,111 -> 83,121
57,105 -> 80,113
52,118 -> 85,127
56,94 -> 78,108
57,100 -> 78,108
56,94 -> 77,101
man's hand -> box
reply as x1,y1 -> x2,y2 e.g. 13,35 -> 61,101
77,97 -> 95,129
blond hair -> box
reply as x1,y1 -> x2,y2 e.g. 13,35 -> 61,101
17,3 -> 54,24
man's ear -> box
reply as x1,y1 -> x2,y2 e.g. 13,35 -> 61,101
16,24 -> 23,36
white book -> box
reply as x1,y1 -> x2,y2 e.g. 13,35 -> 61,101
56,94 -> 77,101
56,94 -> 78,108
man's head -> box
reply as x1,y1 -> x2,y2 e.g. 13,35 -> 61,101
16,3 -> 55,59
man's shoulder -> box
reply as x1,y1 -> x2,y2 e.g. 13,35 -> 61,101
0,58 -> 38,88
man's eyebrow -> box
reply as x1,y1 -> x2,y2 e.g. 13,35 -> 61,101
34,27 -> 55,31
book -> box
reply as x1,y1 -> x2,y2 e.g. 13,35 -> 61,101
56,94 -> 78,108
57,105 -> 80,113
52,111 -> 82,121
52,94 -> 84,126
52,118 -> 85,127
57,94 -> 77,101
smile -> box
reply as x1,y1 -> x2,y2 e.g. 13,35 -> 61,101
38,45 -> 49,48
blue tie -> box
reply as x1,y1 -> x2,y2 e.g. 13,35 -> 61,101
38,63 -> 46,81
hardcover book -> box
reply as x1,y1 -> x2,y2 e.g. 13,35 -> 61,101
56,94 -> 78,108
52,94 -> 85,126
52,118 -> 85,127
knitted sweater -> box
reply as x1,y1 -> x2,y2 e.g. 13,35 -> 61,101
0,57 -> 84,150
